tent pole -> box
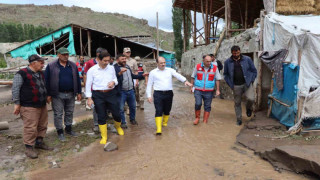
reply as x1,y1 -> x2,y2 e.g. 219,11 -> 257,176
114,37 -> 117,57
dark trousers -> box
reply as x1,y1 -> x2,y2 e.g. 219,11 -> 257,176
92,89 -> 121,125
194,90 -> 214,112
153,90 -> 173,117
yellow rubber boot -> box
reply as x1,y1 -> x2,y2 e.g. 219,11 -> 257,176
98,124 -> 107,144
162,115 -> 170,127
114,121 -> 124,136
155,117 -> 162,135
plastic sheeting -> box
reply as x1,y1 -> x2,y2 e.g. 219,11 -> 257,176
270,64 -> 299,127
263,13 -> 320,96
10,26 -> 76,59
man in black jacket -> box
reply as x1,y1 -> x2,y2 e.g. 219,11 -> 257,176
114,54 -> 147,128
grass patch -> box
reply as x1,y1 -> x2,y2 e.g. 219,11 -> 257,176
0,53 -> 7,68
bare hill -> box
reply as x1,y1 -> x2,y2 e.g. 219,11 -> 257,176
0,3 -> 173,51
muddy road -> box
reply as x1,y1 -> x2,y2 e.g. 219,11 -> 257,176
28,81 -> 307,180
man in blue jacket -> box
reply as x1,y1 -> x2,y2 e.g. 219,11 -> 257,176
223,46 -> 257,125
114,54 -> 147,128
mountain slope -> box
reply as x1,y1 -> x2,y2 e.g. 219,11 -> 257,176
0,3 -> 173,51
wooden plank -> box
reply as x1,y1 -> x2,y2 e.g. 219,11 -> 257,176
0,81 -> 13,85
87,30 -> 91,57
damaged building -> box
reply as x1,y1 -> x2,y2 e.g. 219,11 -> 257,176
3,23 -> 174,68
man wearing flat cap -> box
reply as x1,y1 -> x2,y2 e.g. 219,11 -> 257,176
12,54 -> 52,159
45,47 -> 82,141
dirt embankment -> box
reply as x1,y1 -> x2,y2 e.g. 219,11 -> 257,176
237,111 -> 320,178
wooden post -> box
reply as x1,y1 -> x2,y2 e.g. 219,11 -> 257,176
39,45 -> 42,55
267,72 -> 275,117
245,0 -> 248,29
205,0 -> 209,44
208,0 -> 213,43
153,50 -> 156,59
183,9 -> 186,52
201,0 -> 206,45
114,37 -> 117,57
156,12 -> 159,58
193,0 -> 197,47
225,0 -> 231,38
87,30 -> 91,57
80,27 -> 83,56
257,11 -> 265,110
53,36 -> 56,55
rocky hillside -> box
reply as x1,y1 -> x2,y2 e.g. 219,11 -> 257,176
0,3 -> 173,51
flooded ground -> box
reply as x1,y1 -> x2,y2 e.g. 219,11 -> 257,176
25,81 -> 309,179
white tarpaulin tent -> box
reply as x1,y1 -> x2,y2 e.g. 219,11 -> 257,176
263,12 -> 320,97
262,12 -> 320,130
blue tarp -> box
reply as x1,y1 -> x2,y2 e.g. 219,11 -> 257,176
10,26 -> 76,59
269,63 -> 299,127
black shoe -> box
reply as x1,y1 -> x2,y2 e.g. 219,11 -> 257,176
58,133 -> 66,142
236,120 -> 242,126
121,124 -> 128,129
246,109 -> 252,117
66,130 -> 78,137
130,120 -> 138,125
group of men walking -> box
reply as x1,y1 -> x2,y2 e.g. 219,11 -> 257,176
12,44 -> 257,158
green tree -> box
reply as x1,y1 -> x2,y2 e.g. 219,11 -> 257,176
172,2 -> 183,62
185,10 -> 192,51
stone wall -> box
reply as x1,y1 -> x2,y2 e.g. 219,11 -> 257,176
180,28 -> 260,99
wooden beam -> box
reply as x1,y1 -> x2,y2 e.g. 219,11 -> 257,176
245,0 -> 248,28
87,30 -> 91,57
39,46 -> 42,55
200,0 -> 205,44
208,0 -> 213,43
225,0 -> 231,38
80,27 -> 83,56
212,6 -> 225,16
193,0 -> 197,47
237,0 -> 244,27
205,0 -> 209,44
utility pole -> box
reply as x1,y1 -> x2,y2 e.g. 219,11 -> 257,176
156,12 -> 159,59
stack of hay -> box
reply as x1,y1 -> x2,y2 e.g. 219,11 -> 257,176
276,0 -> 320,15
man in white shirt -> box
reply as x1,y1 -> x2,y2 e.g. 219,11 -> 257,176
147,57 -> 192,135
85,50 -> 124,151
190,55 -> 221,125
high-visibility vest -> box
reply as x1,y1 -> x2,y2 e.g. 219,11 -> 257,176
76,62 -> 85,78
194,63 -> 217,91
